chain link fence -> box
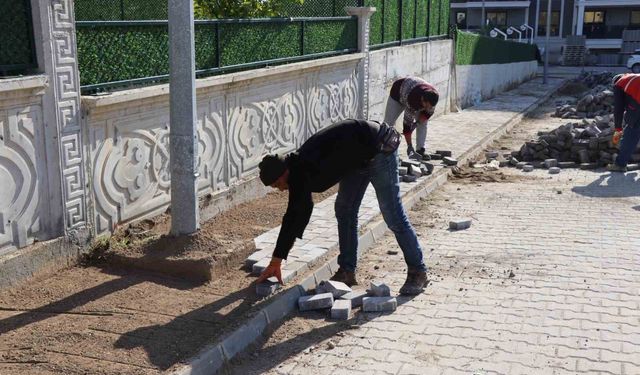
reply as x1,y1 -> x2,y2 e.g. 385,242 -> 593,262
0,0 -> 37,75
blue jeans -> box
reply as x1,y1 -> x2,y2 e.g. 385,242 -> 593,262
334,150 -> 427,273
615,120 -> 640,167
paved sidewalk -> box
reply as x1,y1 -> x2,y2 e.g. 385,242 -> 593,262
247,78 -> 565,278
263,167 -> 640,375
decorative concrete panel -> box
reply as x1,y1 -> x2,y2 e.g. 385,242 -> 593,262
86,59 -> 360,234
0,95 -> 45,253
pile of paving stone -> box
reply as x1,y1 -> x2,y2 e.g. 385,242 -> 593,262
297,280 -> 397,320
554,71 -> 616,119
399,150 -> 456,182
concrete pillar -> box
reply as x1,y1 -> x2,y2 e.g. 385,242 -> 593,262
576,3 -> 585,35
168,0 -> 200,235
559,0 -> 565,37
32,0 -> 87,239
525,7 -> 530,27
346,6 -> 376,120
572,3 -> 578,34
535,0 -> 541,37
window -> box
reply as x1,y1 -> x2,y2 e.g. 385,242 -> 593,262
487,11 -> 507,27
632,11 -> 640,25
584,11 -> 605,24
538,11 -> 560,37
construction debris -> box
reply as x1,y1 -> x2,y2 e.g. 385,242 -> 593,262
449,219 -> 472,231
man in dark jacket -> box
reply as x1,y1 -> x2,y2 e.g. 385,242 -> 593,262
256,119 -> 428,295
608,73 -> 640,172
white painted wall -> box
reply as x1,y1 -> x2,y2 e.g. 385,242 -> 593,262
455,60 -> 538,109
368,39 -> 454,126
82,55 -> 362,235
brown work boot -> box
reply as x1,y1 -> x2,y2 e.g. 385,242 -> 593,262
330,268 -> 358,287
399,269 -> 428,295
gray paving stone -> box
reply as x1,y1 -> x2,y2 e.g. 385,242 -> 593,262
449,218 -> 472,230
298,293 -> 334,311
339,289 -> 369,308
435,150 -> 452,157
544,159 -> 558,168
522,164 -> 534,172
442,157 -> 458,166
398,166 -> 408,176
256,280 -> 280,297
368,281 -> 391,297
316,280 -> 351,298
485,151 -> 499,159
579,162 -> 597,170
558,161 -> 576,168
252,258 -> 271,275
548,167 -> 561,174
362,297 -> 397,312
330,299 -> 352,320
402,174 -> 417,183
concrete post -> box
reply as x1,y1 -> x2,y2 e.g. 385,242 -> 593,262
168,0 -> 199,235
576,3 -> 585,35
544,0 -> 552,84
346,6 -> 376,120
559,0 -> 565,37
535,0 -> 541,37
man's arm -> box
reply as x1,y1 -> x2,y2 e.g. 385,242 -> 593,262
614,85 -> 626,130
272,181 -> 314,260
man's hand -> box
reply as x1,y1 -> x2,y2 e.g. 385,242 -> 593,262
256,257 -> 283,285
613,130 -> 623,146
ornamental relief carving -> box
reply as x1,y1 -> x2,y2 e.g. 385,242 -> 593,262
0,106 -> 42,252
308,70 -> 359,135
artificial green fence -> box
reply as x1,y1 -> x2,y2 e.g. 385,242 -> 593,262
0,0 -> 37,75
365,0 -> 450,48
456,29 -> 538,65
76,17 -> 358,92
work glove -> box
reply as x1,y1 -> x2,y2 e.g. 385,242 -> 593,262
612,130 -> 623,146
256,257 -> 284,285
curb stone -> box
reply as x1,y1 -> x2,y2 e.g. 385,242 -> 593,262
166,78 -> 565,375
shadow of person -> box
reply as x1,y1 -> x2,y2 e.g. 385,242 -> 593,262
223,292 -> 421,375
571,172 -> 640,198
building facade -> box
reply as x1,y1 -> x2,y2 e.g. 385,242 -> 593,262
451,0 -> 640,63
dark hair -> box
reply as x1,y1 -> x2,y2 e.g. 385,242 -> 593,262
259,154 -> 287,186
422,90 -> 439,106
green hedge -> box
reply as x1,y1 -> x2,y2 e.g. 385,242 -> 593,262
0,0 -> 36,72
456,29 -> 537,65
364,0 -> 449,46
77,19 -> 357,89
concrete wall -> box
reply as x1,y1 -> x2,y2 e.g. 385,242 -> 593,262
82,55 -> 362,235
455,60 -> 538,109
368,39 -> 454,125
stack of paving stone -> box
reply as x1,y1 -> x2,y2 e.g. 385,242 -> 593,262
399,150 -> 455,183
554,71 -> 616,119
296,280 -> 397,320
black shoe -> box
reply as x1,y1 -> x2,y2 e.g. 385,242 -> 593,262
399,270 -> 428,295
330,268 -> 358,287
416,148 -> 431,161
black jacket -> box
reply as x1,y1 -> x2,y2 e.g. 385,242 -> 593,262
273,119 -> 382,259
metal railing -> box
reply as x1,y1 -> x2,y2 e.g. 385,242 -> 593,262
0,0 -> 38,75
76,17 -> 358,93
365,0 -> 450,49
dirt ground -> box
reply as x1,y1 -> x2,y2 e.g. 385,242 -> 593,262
0,188 -> 336,375
226,95 -> 576,374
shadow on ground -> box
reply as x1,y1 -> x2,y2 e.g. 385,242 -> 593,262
571,172 -> 640,199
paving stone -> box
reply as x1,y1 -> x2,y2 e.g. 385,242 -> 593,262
522,164 -> 534,172
627,163 -> 640,171
298,293 -> 334,311
544,159 -> 558,168
579,162 -> 598,170
435,150 -> 452,157
485,151 -> 499,159
442,157 -> 458,166
316,280 -> 351,298
402,174 -> 417,183
398,166 -> 408,176
400,159 -> 421,168
548,167 -> 561,174
368,281 -> 391,297
558,161 -> 576,168
449,218 -> 472,230
252,258 -> 271,275
339,290 -> 369,308
516,161 -> 527,169
509,157 -> 520,166
330,299 -> 352,320
408,165 -> 422,177
256,280 -> 281,297
362,297 -> 397,312
428,153 -> 443,160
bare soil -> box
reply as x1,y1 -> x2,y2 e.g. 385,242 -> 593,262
0,187 -> 336,375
